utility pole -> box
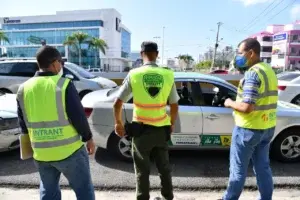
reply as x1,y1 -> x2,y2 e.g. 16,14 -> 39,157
161,26 -> 165,65
211,22 -> 222,69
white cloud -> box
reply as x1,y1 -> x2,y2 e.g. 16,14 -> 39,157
291,4 -> 300,20
235,0 -> 274,6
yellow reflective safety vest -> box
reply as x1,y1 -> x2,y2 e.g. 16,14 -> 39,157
234,62 -> 278,129
130,66 -> 174,127
17,75 -> 83,161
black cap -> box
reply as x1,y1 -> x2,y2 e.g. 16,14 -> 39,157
141,41 -> 158,52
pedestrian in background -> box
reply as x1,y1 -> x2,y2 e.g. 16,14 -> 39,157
17,46 -> 96,200
113,41 -> 179,200
220,38 -> 278,200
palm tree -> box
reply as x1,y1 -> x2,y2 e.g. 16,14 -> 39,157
63,32 -> 89,66
0,31 -> 9,45
177,54 -> 194,70
88,37 -> 108,67
63,35 -> 78,62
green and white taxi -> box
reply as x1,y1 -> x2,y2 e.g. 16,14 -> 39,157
81,72 -> 300,163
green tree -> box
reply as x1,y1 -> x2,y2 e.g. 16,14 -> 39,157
88,37 -> 108,67
63,32 -> 90,66
196,60 -> 212,70
177,54 -> 194,70
0,31 -> 9,45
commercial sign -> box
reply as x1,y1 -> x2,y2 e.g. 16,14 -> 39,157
3,17 -> 21,24
273,33 -> 287,41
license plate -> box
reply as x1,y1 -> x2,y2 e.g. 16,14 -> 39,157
0,128 -> 21,135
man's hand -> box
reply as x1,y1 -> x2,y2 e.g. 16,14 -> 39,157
171,124 -> 175,133
86,138 -> 95,155
115,122 -> 125,137
224,98 -> 234,108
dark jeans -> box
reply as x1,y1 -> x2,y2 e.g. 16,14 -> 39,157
34,146 -> 95,200
132,126 -> 173,200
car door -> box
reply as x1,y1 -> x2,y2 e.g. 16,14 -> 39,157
198,80 -> 236,148
168,79 -> 203,149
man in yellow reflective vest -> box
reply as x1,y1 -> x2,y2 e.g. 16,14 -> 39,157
220,38 -> 278,200
113,41 -> 179,200
16,46 -> 95,200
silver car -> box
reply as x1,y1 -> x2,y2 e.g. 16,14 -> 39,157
81,72 -> 300,163
0,59 -> 117,99
0,91 -> 20,152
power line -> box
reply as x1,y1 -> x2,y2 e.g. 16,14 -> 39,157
241,0 -> 279,31
266,0 -> 297,22
243,0 -> 285,31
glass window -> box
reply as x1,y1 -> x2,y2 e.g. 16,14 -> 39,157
5,62 -> 39,77
0,63 -> 15,75
64,63 -> 96,79
262,36 -> 272,42
277,73 -> 300,81
199,82 -> 236,107
261,46 -> 272,52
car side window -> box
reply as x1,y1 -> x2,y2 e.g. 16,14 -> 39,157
0,63 -> 15,75
199,82 -> 236,107
9,62 -> 38,77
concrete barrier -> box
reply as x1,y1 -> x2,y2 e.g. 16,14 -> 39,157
92,72 -> 243,87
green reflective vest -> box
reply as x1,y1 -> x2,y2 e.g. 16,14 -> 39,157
130,66 -> 174,127
17,75 -> 83,161
234,62 -> 278,129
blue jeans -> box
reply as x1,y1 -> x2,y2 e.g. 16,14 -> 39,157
34,146 -> 95,200
223,126 -> 275,200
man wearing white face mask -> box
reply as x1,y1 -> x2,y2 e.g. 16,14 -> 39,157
16,45 -> 96,200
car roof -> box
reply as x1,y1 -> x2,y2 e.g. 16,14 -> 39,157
174,72 -> 227,83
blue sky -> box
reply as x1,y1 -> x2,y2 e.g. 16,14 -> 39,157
1,0 -> 299,60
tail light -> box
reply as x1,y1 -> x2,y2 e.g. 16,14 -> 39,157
84,108 -> 93,118
278,85 -> 286,91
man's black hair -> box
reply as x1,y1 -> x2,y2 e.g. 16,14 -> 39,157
238,38 -> 261,55
36,45 -> 61,69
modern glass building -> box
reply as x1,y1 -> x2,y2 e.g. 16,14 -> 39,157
0,9 -> 131,69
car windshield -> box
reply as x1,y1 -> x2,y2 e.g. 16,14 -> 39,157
64,63 -> 97,79
107,86 -> 120,96
277,73 -> 300,81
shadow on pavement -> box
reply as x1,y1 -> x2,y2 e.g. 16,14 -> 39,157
0,149 -> 37,176
95,147 -> 300,178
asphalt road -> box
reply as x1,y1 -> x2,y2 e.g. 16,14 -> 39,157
1,148 -> 300,190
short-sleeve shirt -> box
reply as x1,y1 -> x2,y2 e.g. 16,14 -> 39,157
241,69 -> 261,105
117,64 -> 179,104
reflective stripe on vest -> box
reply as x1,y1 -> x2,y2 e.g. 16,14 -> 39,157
134,102 -> 167,109
18,77 -> 79,149
237,66 -> 278,101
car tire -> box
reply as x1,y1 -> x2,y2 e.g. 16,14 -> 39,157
271,128 -> 300,163
107,132 -> 133,162
79,90 -> 92,100
291,94 -> 300,106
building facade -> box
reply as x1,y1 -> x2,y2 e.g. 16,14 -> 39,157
271,23 -> 300,69
249,31 -> 273,64
0,9 -> 131,71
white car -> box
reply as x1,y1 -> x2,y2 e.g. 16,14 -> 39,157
277,71 -> 300,105
0,59 -> 117,99
0,91 -> 20,152
82,72 -> 300,163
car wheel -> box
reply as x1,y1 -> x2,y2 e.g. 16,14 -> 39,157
271,128 -> 300,163
108,132 -> 132,162
79,90 -> 92,100
291,94 -> 300,106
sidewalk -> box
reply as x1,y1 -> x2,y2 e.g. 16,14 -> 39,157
1,188 -> 300,200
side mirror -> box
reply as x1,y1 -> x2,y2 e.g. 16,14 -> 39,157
213,87 -> 219,93
65,74 -> 74,80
